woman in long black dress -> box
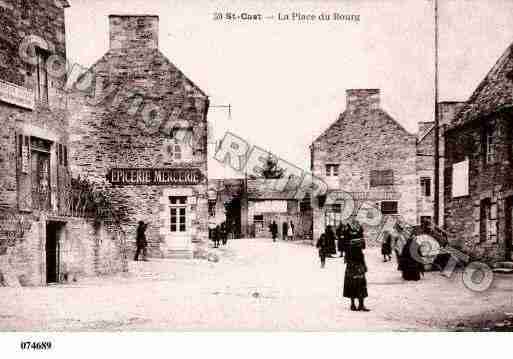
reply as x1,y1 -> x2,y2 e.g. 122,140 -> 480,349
343,218 -> 370,311
325,225 -> 337,257
316,231 -> 329,268
381,231 -> 393,262
399,234 -> 424,281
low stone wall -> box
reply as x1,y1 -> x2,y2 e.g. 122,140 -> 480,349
0,215 -> 126,287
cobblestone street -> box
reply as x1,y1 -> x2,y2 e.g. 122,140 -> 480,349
1,238 -> 513,331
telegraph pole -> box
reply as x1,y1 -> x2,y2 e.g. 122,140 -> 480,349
434,0 -> 440,226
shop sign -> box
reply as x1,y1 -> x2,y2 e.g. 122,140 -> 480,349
0,80 -> 35,110
107,168 -> 203,186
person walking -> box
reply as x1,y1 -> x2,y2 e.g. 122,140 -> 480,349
399,234 -> 425,281
287,221 -> 294,241
220,221 -> 228,246
134,221 -> 148,261
316,230 -> 329,268
212,224 -> 220,248
270,220 -> 278,242
381,230 -> 393,262
343,217 -> 369,311
282,221 -> 288,241
336,222 -> 347,258
392,232 -> 405,270
325,225 -> 337,257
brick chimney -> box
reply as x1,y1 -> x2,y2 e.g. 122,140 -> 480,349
109,15 -> 159,51
346,89 -> 380,112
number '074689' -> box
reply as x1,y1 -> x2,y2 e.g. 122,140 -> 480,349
20,341 -> 52,350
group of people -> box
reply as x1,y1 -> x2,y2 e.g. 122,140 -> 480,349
317,217 -> 370,312
211,221 -> 229,248
382,227 -> 425,281
316,221 -> 356,266
269,220 -> 294,242
315,218 -> 427,312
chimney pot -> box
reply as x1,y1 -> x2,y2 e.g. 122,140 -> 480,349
346,89 -> 380,112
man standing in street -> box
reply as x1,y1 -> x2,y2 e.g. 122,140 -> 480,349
134,221 -> 148,261
270,220 -> 278,242
282,221 -> 288,241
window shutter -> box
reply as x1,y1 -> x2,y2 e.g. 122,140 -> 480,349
17,134 -> 32,211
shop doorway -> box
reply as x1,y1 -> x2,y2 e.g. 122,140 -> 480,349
46,221 -> 64,284
505,197 -> 513,261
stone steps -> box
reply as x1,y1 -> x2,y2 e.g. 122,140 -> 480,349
165,249 -> 193,259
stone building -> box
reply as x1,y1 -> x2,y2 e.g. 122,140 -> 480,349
444,41 -> 513,262
68,15 -> 210,259
310,89 -> 417,244
416,102 -> 465,227
0,0 -> 125,286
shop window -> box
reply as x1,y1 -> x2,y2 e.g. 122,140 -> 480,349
35,47 -> 49,105
370,169 -> 394,187
381,201 -> 398,215
170,196 -> 187,233
325,164 -> 339,177
420,177 -> 431,197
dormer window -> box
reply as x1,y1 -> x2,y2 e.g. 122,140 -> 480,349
325,164 -> 339,177
167,143 -> 182,161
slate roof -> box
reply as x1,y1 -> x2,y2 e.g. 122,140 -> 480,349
312,108 -> 415,146
452,42 -> 513,128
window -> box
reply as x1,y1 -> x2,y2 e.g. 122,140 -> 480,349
35,48 -> 49,105
381,201 -> 398,215
166,143 -> 182,161
325,164 -> 339,177
480,198 -> 491,242
325,203 -> 342,227
420,216 -> 432,228
254,215 -> 264,222
370,169 -> 394,187
483,121 -> 498,164
420,177 -> 431,197
170,196 -> 187,233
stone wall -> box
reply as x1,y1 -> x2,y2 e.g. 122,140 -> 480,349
68,15 -> 210,258
0,0 -> 69,211
444,112 -> 513,262
0,214 -> 125,287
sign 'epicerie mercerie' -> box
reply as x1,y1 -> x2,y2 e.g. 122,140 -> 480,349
107,168 -> 203,186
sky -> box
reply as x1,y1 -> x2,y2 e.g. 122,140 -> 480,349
64,0 -> 513,178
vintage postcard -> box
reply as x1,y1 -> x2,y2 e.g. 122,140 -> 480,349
1,0 -> 512,355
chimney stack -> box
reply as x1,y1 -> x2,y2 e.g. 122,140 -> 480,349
346,89 -> 380,112
109,15 -> 159,51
